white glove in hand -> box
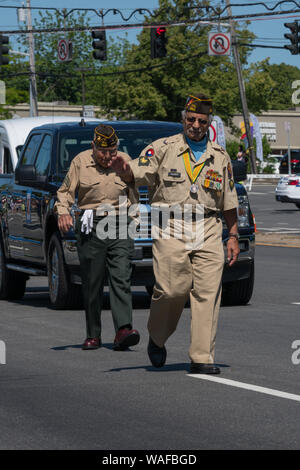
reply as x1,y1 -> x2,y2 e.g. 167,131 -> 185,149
81,209 -> 93,234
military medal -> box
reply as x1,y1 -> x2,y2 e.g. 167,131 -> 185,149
182,151 -> 206,195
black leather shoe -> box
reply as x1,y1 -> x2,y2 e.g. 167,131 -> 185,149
190,362 -> 221,375
147,337 -> 167,368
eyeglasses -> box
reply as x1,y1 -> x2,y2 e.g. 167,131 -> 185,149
186,117 -> 208,125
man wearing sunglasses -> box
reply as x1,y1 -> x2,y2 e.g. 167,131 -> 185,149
109,94 -> 239,374
55,124 -> 140,353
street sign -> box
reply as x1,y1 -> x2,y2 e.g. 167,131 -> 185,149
208,32 -> 231,56
83,105 -> 95,118
58,39 -> 72,62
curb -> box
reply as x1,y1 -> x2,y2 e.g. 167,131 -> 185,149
255,232 -> 300,248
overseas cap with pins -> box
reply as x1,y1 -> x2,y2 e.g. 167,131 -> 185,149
185,93 -> 213,115
94,124 -> 118,148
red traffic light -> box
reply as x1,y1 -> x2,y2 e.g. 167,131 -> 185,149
156,27 -> 166,36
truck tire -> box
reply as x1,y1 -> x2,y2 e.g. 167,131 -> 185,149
0,241 -> 27,300
221,261 -> 254,306
295,204 -> 300,209
47,232 -> 83,309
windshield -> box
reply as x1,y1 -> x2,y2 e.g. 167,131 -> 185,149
57,127 -> 182,174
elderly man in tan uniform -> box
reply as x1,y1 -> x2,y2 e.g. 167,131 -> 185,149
110,94 -> 240,374
55,124 -> 140,352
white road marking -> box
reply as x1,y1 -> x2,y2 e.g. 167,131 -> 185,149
258,228 -> 300,233
187,375 -> 300,403
291,302 -> 300,305
249,192 -> 267,195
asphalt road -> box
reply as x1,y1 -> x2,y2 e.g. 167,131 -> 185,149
248,183 -> 300,235
0,244 -> 300,450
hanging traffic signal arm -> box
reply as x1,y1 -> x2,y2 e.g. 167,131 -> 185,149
150,27 -> 167,59
0,35 -> 9,66
91,30 -> 107,61
284,21 -> 299,55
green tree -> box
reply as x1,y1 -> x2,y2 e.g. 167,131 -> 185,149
258,61 -> 300,110
103,0 -> 256,123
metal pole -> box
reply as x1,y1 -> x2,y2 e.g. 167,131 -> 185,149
287,127 -> 291,175
26,0 -> 38,117
226,0 -> 256,173
81,71 -> 86,112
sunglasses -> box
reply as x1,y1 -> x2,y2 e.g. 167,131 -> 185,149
186,117 -> 209,125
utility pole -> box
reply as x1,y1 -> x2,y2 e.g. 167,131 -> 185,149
226,0 -> 256,173
26,0 -> 38,116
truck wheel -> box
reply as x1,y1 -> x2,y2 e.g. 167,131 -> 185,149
295,204 -> 300,209
0,241 -> 27,300
221,261 -> 254,306
47,232 -> 83,309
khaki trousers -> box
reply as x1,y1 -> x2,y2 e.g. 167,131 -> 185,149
148,216 -> 224,363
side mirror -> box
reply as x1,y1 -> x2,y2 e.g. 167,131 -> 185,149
15,164 -> 36,183
232,160 -> 247,183
15,164 -> 48,186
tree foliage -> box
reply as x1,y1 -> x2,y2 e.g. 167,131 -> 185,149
1,0 -> 300,127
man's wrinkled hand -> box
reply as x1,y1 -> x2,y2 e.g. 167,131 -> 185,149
227,238 -> 240,267
58,214 -> 73,233
109,154 -> 133,183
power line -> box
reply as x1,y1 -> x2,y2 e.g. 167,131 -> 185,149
1,7 -> 300,36
0,50 -> 208,79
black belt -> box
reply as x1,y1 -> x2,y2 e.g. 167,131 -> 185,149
169,210 -> 218,221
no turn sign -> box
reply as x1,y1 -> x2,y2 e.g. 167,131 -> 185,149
208,32 -> 231,56
58,39 -> 72,62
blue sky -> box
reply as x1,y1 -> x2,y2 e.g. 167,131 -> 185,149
1,0 -> 300,67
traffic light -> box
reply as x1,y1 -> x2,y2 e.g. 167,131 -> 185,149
284,21 -> 300,55
91,30 -> 107,61
0,35 -> 9,66
150,27 -> 167,59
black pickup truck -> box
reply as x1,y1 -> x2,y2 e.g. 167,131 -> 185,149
0,120 -> 255,308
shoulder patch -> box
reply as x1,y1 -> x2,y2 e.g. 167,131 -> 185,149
138,155 -> 150,166
146,148 -> 155,157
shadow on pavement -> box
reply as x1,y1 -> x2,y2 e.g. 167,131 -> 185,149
107,363 -> 230,373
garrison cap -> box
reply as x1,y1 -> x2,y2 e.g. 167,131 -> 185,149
94,124 -> 118,148
185,94 -> 213,115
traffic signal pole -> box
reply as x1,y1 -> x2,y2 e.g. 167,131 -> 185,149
26,0 -> 38,117
226,0 -> 257,173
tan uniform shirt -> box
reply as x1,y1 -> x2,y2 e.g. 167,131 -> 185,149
55,150 -> 135,216
129,133 -> 238,212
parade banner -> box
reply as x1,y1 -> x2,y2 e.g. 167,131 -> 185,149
213,115 -> 226,149
250,113 -> 263,162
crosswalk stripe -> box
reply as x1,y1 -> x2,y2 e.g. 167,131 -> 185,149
187,374 -> 300,403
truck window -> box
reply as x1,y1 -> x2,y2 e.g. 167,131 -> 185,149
3,146 -> 13,174
57,126 -> 183,174
20,134 -> 42,165
34,134 -> 51,176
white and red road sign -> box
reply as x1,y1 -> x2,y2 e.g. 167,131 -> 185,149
208,33 -> 231,56
58,39 -> 72,62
